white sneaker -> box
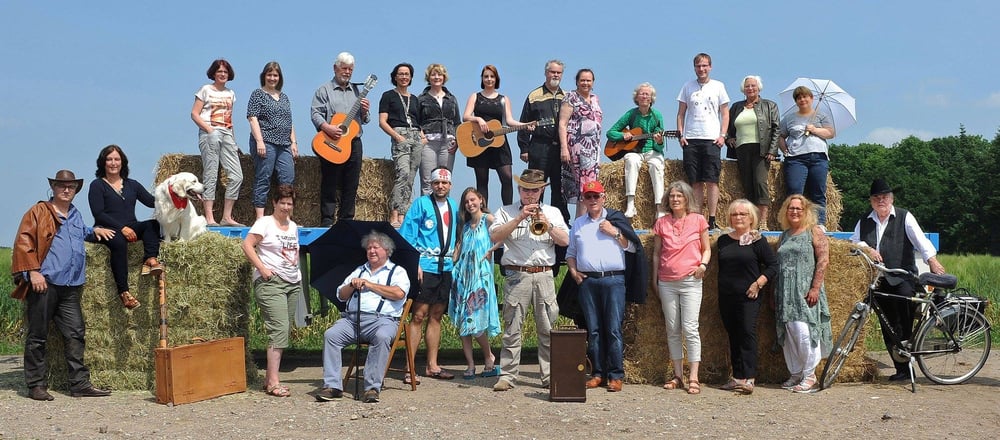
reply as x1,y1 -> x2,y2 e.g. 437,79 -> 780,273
625,204 -> 636,218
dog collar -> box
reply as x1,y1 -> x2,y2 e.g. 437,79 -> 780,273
169,188 -> 188,209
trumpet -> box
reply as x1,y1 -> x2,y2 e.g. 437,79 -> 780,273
529,207 -> 550,236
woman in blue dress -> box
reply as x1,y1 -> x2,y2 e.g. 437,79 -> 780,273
449,187 -> 501,379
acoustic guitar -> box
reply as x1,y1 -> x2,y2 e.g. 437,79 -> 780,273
603,128 -> 680,160
311,74 -> 378,164
456,118 -> 555,158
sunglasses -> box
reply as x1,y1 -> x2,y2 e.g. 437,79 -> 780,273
582,193 -> 603,200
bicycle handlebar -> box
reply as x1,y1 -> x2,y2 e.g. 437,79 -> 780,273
849,248 -> 916,279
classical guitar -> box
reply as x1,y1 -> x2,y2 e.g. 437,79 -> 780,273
311,74 -> 378,164
603,128 -> 681,160
456,118 -> 555,158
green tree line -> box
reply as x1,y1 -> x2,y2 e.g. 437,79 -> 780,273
829,127 -> 1000,255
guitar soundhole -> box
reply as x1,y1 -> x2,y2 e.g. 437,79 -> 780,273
338,125 -> 349,132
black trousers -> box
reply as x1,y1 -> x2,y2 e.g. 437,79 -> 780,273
100,219 -> 160,294
24,283 -> 93,391
718,294 -> 762,379
875,279 -> 916,372
526,139 -> 569,222
320,137 -> 363,225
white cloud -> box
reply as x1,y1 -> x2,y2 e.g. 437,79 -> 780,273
983,92 -> 1000,108
863,127 -> 936,147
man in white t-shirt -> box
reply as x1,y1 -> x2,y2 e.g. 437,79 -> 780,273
677,53 -> 730,230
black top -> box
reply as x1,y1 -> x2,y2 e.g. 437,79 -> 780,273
88,178 -> 155,230
517,84 -> 564,152
417,86 -> 462,137
378,89 -> 420,129
467,93 -> 513,168
717,234 -> 778,297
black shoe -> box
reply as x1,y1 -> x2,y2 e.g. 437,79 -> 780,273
71,386 -> 111,397
363,389 -> 379,403
29,385 -> 54,401
888,371 -> 910,382
315,387 -> 343,401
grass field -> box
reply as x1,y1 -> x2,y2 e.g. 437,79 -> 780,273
1,248 -> 995,356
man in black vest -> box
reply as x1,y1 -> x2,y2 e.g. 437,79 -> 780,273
849,178 -> 945,381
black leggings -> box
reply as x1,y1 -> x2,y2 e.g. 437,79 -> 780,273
474,165 -> 513,207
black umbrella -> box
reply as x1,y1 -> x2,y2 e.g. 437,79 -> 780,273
308,220 -> 420,400
310,220 -> 420,307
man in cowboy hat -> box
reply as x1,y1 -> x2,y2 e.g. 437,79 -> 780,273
849,178 -> 945,381
489,169 -> 569,391
11,170 -> 115,400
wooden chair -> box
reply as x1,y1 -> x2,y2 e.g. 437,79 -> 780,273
343,298 -> 417,391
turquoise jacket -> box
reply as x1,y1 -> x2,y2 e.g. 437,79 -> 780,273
400,194 -> 458,274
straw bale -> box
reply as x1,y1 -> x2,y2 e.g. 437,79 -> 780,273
600,160 -> 842,231
622,235 -> 875,385
154,154 -> 394,226
45,233 -> 259,391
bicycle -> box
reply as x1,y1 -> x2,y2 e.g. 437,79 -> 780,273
819,248 -> 992,392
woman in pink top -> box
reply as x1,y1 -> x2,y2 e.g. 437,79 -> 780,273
651,181 -> 710,395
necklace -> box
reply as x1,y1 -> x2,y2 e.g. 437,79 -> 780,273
397,89 -> 412,127
669,214 -> 686,236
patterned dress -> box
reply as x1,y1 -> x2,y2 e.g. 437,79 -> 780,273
561,91 -> 602,202
775,229 -> 832,353
466,93 -> 513,169
448,216 -> 500,338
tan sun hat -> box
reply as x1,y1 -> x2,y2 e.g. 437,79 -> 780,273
513,169 -> 548,189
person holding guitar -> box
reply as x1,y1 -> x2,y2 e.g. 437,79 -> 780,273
518,60 -> 569,223
462,65 -> 534,207
416,64 -> 461,198
310,52 -> 370,227
378,62 -> 425,228
606,82 -> 667,219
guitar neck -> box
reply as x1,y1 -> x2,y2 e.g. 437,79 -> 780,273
491,125 -> 526,137
340,88 -> 371,125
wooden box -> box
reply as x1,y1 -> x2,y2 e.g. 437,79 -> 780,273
549,328 -> 587,402
154,337 -> 247,405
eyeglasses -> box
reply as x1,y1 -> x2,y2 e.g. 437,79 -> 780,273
53,184 -> 77,192
730,212 -> 749,217
582,193 -> 602,200
787,207 -> 804,211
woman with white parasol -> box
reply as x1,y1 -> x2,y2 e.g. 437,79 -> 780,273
778,86 -> 835,229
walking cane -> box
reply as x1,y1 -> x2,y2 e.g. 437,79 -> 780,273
158,271 -> 168,349
353,289 -> 362,401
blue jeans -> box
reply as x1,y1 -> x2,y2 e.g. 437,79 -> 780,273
578,275 -> 626,380
783,152 -> 828,224
250,138 -> 295,208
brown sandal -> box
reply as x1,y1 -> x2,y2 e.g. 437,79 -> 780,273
662,376 -> 684,390
120,291 -> 140,309
687,380 -> 701,395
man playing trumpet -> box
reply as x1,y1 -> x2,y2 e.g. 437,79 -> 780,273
489,169 -> 569,392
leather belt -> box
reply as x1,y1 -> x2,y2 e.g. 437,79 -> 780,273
504,265 -> 552,274
582,270 -> 625,278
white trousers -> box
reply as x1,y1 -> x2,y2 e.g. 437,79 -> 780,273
783,321 -> 821,377
623,151 -> 665,203
657,277 -> 702,362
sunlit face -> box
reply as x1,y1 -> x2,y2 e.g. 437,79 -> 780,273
365,240 -> 389,267
463,192 -> 483,216
428,70 -> 445,86
795,93 -> 814,111
264,70 -> 280,89
482,70 -> 497,89
582,191 -> 604,214
395,67 -> 412,87
786,198 -> 805,227
668,189 -> 687,213
743,78 -> 760,100
273,196 -> 294,219
104,150 -> 122,176
545,63 -> 563,89
576,71 -> 594,94
870,192 -> 893,216
636,87 -> 653,107
431,179 -> 451,199
214,66 -> 230,84
729,205 -> 752,231
694,58 -> 712,81
51,182 -> 78,203
334,63 -> 354,85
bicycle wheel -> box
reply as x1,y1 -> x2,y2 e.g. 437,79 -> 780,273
820,303 -> 870,390
914,303 -> 992,385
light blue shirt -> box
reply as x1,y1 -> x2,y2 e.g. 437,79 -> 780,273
40,202 -> 93,287
566,208 -> 634,272
337,260 -> 410,318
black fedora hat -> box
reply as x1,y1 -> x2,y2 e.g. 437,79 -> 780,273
869,178 -> 899,197
48,169 -> 84,192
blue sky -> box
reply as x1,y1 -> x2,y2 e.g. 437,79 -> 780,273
2,0 -> 998,246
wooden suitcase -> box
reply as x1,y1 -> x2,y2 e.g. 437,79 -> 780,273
549,328 -> 587,402
154,337 -> 247,405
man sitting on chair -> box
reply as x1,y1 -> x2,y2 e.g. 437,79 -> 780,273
316,231 -> 410,403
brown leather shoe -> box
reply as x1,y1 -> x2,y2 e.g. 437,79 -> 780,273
71,386 -> 111,397
29,385 -> 54,401
607,379 -> 623,392
585,376 -> 604,389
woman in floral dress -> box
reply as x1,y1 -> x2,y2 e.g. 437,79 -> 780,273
558,68 -> 602,218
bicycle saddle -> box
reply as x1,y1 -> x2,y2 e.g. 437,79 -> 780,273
918,272 -> 957,289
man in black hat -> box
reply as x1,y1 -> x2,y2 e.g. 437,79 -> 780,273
849,178 -> 945,381
11,170 -> 115,400
489,169 -> 569,391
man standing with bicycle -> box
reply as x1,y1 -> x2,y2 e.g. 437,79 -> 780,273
849,178 -> 946,381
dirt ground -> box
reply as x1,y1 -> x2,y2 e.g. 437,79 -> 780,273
0,352 -> 998,440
